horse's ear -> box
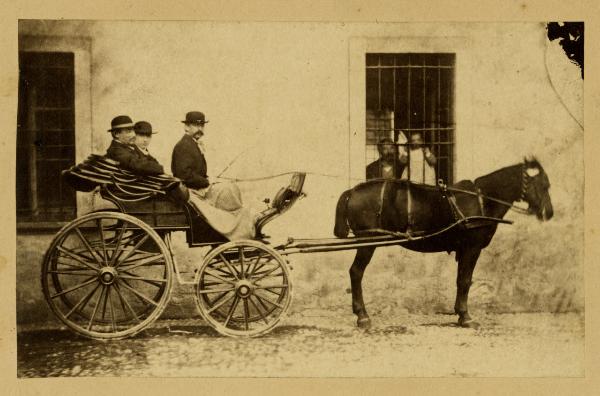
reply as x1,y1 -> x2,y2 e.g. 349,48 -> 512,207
524,154 -> 534,164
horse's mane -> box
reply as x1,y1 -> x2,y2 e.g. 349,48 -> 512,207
474,163 -> 522,185
474,158 -> 543,185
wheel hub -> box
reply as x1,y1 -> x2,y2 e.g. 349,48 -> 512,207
99,267 -> 118,285
235,279 -> 254,298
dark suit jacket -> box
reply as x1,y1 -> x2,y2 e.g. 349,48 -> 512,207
171,134 -> 209,189
106,140 -> 164,176
133,146 -> 164,171
366,159 -> 405,180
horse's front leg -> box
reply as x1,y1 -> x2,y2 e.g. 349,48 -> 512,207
454,247 -> 482,329
349,247 -> 375,329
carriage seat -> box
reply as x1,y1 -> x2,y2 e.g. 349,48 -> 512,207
255,172 -> 306,238
62,154 -> 183,201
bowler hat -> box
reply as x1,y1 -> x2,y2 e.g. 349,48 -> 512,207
181,111 -> 209,125
108,115 -> 135,132
134,121 -> 157,136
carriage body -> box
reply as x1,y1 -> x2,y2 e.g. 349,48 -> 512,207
100,189 -> 228,246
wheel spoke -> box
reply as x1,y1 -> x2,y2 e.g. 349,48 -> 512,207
50,277 -> 98,299
206,292 -> 235,314
248,295 -> 269,325
119,274 -> 168,284
55,258 -> 94,270
254,284 -> 289,290
101,285 -> 110,320
74,227 -> 104,266
255,293 -> 284,309
64,282 -> 101,319
109,222 -> 128,266
87,286 -> 105,330
223,296 -> 240,328
203,270 -> 237,285
115,234 -> 150,267
113,282 -> 142,323
255,293 -> 271,315
118,254 -> 165,272
117,279 -> 158,307
243,298 -> 250,331
239,247 -> 245,278
252,264 -> 283,282
249,258 -> 267,277
218,253 -> 240,280
56,246 -> 101,272
107,286 -> 117,332
97,219 -> 108,266
261,287 -> 283,297
196,287 -> 236,294
246,252 -> 263,277
48,269 -> 98,276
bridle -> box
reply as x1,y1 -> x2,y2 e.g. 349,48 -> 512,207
446,163 -> 535,216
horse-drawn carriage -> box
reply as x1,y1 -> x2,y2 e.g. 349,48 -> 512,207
43,155 -> 306,339
42,155 -> 553,339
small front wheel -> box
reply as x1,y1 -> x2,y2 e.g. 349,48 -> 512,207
194,240 -> 292,337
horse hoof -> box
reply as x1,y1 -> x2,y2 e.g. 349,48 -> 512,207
458,319 -> 480,329
357,317 -> 372,329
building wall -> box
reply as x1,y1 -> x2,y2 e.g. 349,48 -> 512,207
16,21 -> 583,324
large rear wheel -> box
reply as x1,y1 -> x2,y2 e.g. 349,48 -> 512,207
41,212 -> 173,340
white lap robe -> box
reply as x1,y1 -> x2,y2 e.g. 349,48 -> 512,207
188,182 -> 257,240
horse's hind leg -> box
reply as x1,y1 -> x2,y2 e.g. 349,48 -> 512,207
349,247 -> 376,329
454,247 -> 482,329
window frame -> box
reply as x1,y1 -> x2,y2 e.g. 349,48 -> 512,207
17,35 -> 92,231
348,36 -> 474,188
364,53 -> 456,185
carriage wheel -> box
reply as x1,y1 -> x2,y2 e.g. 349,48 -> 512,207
194,240 -> 292,337
41,212 -> 173,340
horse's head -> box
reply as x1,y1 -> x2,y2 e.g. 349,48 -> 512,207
521,156 -> 553,221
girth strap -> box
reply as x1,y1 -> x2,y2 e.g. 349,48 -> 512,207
377,180 -> 388,229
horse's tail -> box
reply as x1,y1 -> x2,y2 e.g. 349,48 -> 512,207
334,189 -> 352,238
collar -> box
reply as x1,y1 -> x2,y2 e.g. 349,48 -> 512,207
113,139 -> 134,150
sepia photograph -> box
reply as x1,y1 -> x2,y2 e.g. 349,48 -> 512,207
12,16 -> 586,380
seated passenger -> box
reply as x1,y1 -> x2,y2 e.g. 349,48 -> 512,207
106,115 -> 164,176
171,111 -> 255,240
133,120 -> 163,167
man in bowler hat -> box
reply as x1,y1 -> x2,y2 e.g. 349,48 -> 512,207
171,111 -> 210,189
106,115 -> 164,175
133,120 -> 162,166
171,111 -> 255,240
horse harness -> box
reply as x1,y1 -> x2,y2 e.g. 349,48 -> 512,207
355,163 -> 534,238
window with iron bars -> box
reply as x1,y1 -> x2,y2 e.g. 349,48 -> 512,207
365,53 -> 455,184
17,51 -> 76,223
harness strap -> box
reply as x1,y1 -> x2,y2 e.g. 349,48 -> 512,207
477,188 -> 485,216
447,193 -> 466,222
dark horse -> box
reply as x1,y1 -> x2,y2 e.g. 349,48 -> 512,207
334,157 -> 553,329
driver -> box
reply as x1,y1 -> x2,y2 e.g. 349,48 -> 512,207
171,111 -> 255,240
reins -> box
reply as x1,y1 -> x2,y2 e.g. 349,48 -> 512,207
444,186 -> 530,215
218,165 -> 534,216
